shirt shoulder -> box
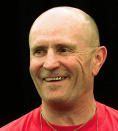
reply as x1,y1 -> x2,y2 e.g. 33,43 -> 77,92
0,106 -> 41,131
104,103 -> 118,121
96,101 -> 118,131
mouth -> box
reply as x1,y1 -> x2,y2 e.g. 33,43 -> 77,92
43,76 -> 67,82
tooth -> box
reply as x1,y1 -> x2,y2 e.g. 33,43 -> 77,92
46,78 -> 51,81
59,77 -> 61,80
44,76 -> 66,81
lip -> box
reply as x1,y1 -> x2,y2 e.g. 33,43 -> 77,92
43,75 -> 67,79
42,76 -> 68,82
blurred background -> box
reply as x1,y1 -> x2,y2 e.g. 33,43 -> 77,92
0,0 -> 118,127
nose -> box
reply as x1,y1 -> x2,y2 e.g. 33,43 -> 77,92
43,49 -> 60,70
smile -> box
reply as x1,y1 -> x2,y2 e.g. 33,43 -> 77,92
43,76 -> 66,82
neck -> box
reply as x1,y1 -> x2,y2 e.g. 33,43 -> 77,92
41,95 -> 96,126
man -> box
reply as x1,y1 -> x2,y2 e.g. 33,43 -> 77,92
1,6 -> 118,131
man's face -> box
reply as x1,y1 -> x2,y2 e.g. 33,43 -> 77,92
29,14 -> 95,105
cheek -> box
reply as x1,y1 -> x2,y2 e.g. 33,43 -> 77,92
65,55 -> 92,83
65,55 -> 84,70
30,57 -> 43,76
74,54 -> 92,72
60,56 -> 83,76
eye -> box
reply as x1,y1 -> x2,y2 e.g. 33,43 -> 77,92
34,48 -> 47,56
59,48 -> 68,52
57,46 -> 74,54
57,46 -> 71,53
36,49 -> 44,54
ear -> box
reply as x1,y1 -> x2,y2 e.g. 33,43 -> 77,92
92,46 -> 107,76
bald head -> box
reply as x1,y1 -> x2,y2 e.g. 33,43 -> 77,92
29,6 -> 100,47
29,6 -> 107,106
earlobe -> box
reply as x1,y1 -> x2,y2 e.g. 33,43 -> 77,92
92,46 -> 107,76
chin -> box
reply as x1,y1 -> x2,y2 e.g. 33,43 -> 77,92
43,95 -> 65,103
42,94 -> 72,109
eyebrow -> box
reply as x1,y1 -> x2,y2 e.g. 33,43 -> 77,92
30,41 -> 77,51
55,43 -> 76,49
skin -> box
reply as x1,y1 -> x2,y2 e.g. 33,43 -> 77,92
29,6 -> 107,126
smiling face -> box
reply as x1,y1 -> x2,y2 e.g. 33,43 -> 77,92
29,7 -> 103,106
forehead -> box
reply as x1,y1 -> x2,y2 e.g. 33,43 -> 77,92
30,24 -> 90,49
30,35 -> 77,47
29,30 -> 90,52
30,36 -> 89,53
29,9 -> 92,49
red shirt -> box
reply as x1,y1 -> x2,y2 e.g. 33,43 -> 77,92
0,101 -> 118,131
